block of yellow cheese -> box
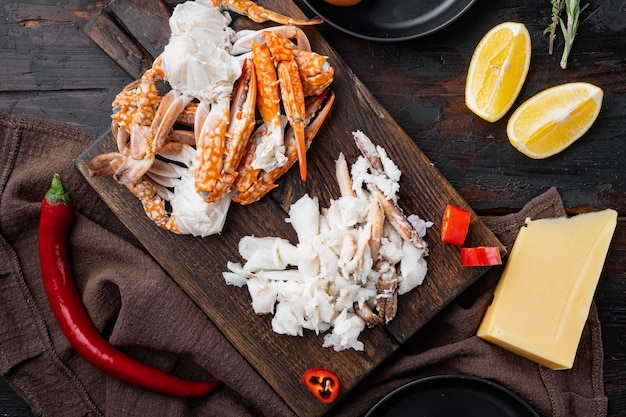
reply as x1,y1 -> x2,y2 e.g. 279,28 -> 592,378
477,209 -> 617,370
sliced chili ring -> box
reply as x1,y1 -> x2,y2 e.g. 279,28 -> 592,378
302,368 -> 340,403
461,246 -> 502,266
441,204 -> 471,246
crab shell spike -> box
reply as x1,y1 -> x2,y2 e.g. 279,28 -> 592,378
213,0 -> 323,26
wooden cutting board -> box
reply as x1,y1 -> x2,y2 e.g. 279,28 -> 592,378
77,1 -> 505,415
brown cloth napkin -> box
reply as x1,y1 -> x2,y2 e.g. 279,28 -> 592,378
0,112 -> 608,417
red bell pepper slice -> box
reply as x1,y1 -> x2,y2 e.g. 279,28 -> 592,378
461,246 -> 502,266
302,368 -> 340,403
441,204 -> 471,246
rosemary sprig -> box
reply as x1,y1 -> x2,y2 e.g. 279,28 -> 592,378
559,0 -> 589,69
544,0 -> 564,55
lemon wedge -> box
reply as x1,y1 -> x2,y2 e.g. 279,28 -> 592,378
465,22 -> 531,122
507,82 -> 603,159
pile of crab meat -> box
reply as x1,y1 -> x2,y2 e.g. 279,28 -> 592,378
87,0 -> 333,237
223,131 -> 432,351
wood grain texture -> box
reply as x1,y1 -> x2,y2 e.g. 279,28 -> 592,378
75,1 -> 504,415
2,0 -> 624,415
302,0 -> 626,214
83,0 -> 172,79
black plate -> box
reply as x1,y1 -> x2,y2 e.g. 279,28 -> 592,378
365,375 -> 540,417
301,0 -> 477,41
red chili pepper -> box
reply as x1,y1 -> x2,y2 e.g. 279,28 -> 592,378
460,246 -> 502,267
302,368 -> 340,404
38,174 -> 220,397
441,204 -> 471,246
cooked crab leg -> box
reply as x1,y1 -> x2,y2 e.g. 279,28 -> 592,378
111,122 -> 130,155
88,152 -> 126,177
115,90 -> 191,185
263,30 -> 308,182
127,55 -> 165,160
202,58 -> 258,203
212,0 -> 323,26
102,156 -> 187,234
225,58 -> 257,175
126,179 -> 185,234
234,89 -> 335,205
294,50 -> 334,97
113,55 -> 194,185
232,25 -> 311,55
194,95 -> 231,201
151,89 -> 193,153
251,38 -> 285,171
353,132 -> 426,251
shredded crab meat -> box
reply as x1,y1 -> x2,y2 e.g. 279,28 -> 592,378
223,131 -> 432,351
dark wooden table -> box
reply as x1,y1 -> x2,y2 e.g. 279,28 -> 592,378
1,0 -> 624,415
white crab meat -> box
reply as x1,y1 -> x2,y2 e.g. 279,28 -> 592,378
222,131 -> 431,351
323,309 -> 365,352
286,194 -> 321,245
168,165 -> 232,237
239,236 -> 298,271
162,0 -> 242,103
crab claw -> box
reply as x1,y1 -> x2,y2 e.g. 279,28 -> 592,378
233,89 -> 335,205
262,30 -> 308,182
213,0 -> 323,26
